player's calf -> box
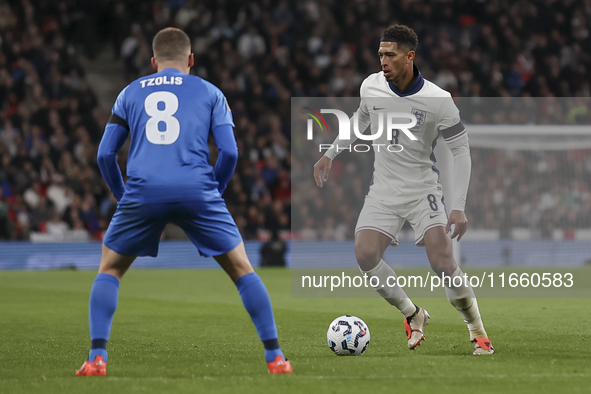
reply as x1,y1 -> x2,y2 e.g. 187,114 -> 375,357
362,259 -> 417,317
215,243 -> 291,373
234,272 -> 292,373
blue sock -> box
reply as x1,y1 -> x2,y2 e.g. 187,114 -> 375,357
88,273 -> 120,362
236,272 -> 284,362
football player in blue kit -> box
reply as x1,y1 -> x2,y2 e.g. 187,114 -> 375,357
76,27 -> 292,376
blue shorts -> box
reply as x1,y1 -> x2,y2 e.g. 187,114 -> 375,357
103,199 -> 242,258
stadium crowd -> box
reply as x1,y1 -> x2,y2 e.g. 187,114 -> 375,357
1,0 -> 591,241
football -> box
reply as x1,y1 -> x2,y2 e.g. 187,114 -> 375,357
326,315 -> 370,356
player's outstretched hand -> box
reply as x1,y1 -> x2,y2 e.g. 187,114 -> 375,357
313,156 -> 332,187
446,210 -> 468,241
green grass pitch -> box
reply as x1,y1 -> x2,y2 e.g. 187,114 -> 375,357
1,268 -> 589,394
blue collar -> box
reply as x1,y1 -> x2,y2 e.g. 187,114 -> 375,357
388,65 -> 424,97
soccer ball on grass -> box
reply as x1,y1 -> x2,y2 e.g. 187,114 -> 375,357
326,315 -> 370,356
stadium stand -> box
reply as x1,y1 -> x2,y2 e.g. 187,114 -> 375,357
0,0 -> 590,242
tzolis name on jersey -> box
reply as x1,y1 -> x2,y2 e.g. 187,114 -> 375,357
140,76 -> 183,88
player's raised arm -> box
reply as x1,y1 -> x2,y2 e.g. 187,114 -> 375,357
438,97 -> 471,241
97,88 -> 130,202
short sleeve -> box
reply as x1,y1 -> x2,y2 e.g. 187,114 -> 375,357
437,97 -> 467,148
211,89 -> 235,130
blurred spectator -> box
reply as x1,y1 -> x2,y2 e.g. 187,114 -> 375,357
70,218 -> 90,242
45,210 -> 69,240
237,26 -> 266,59
0,188 -> 12,239
46,175 -> 72,214
259,231 -> 287,267
30,195 -> 54,230
23,181 -> 42,210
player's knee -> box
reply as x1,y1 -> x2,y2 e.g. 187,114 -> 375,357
214,244 -> 255,282
98,245 -> 135,279
354,243 -> 381,271
234,257 -> 254,273
429,248 -> 454,275
224,255 -> 253,276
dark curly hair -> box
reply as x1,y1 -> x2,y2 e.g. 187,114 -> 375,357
381,24 -> 418,52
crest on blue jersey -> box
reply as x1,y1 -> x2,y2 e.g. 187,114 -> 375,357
411,108 -> 427,126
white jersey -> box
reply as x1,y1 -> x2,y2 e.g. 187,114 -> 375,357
325,66 -> 468,205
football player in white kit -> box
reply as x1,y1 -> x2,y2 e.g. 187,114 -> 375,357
313,25 -> 494,355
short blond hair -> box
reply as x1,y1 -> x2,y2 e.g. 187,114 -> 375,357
152,27 -> 191,62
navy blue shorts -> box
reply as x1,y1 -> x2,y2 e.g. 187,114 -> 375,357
103,199 -> 242,258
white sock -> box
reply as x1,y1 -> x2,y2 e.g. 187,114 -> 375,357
362,259 -> 416,317
444,267 -> 487,340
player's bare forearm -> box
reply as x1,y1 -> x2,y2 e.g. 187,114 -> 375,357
446,210 -> 468,241
313,156 -> 332,187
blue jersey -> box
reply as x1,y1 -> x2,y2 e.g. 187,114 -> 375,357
109,68 -> 234,203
